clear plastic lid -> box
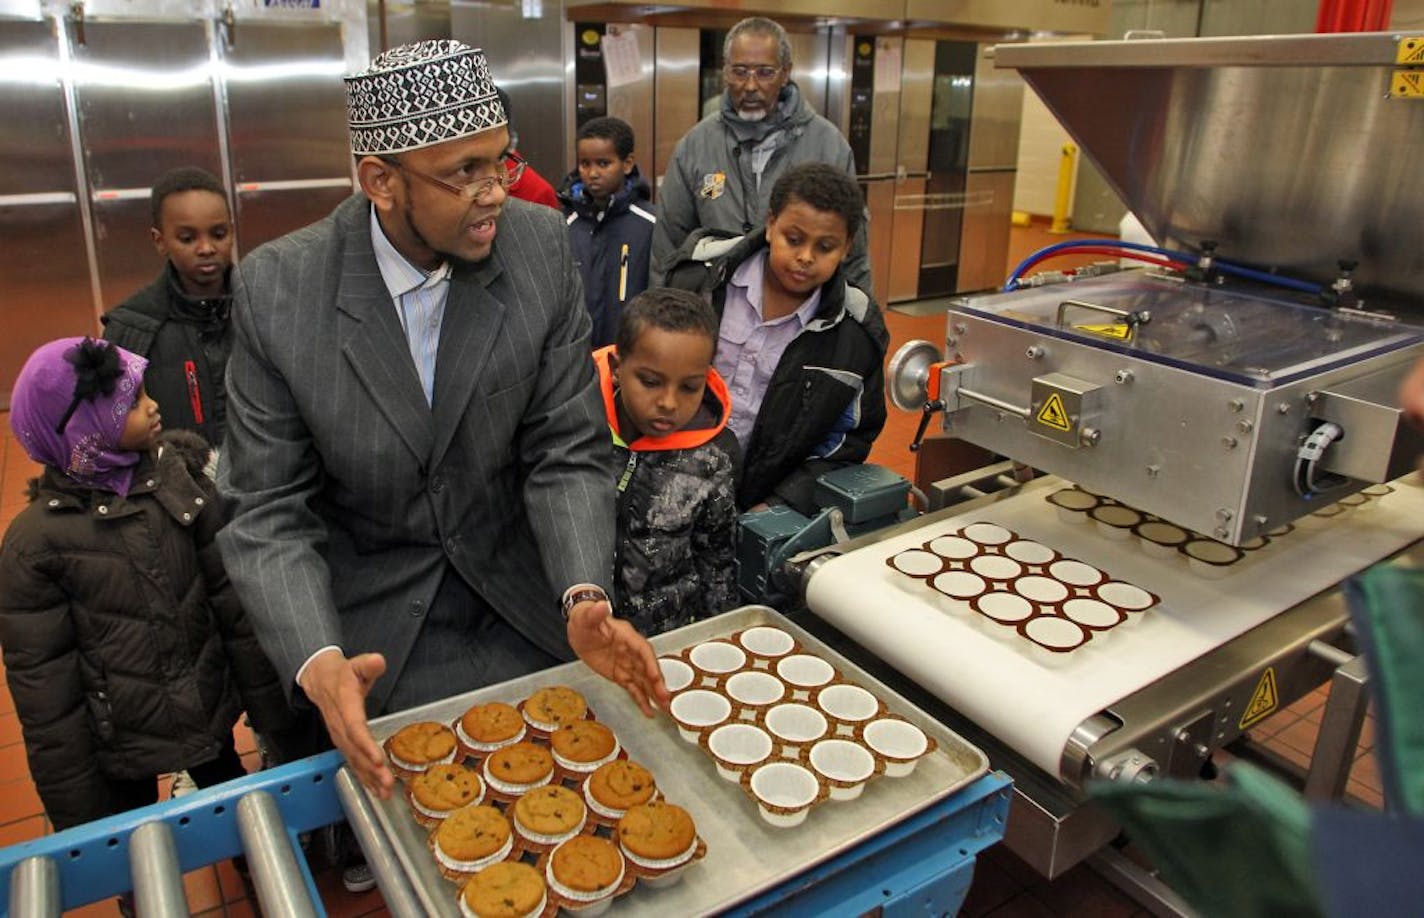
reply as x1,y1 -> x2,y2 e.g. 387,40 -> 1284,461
956,275 -> 1423,387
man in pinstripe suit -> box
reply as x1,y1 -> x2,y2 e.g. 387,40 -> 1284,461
217,41 -> 668,797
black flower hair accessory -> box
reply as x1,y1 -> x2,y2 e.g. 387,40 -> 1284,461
55,337 -> 124,434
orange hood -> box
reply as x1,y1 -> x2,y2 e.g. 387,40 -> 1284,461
593,344 -> 732,452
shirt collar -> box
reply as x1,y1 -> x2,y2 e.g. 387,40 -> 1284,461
730,250 -> 821,328
369,205 -> 450,300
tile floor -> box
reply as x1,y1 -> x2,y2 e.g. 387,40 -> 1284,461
0,220 -> 1383,915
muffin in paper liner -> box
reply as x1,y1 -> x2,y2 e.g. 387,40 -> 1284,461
511,784 -> 589,849
480,741 -> 557,800
457,860 -> 547,918
668,632 -> 937,827
541,835 -> 634,917
407,762 -> 486,830
385,721 -> 460,782
518,686 -> 590,735
453,700 -> 528,758
427,803 -> 517,884
396,688 -> 707,912
581,759 -> 659,822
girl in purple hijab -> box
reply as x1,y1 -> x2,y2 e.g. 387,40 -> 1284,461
9,336 -> 158,495
0,337 -> 300,869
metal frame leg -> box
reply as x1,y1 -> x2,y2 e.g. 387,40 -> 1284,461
1303,641 -> 1369,803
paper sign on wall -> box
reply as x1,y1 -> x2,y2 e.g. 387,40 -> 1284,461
874,40 -> 901,94
602,28 -> 642,88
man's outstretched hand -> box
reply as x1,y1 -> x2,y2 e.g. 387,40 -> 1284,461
566,599 -> 671,716
298,649 -> 394,798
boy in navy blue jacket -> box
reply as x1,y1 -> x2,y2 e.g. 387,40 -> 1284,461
560,117 -> 656,348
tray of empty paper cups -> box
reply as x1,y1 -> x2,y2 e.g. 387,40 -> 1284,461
660,614 -> 981,831
372,682 -> 707,917
884,519 -> 1160,661
1040,484 -> 1386,580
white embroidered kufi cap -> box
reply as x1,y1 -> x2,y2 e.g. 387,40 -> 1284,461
345,40 -> 508,156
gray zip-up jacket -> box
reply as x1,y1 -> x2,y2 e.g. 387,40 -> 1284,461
651,83 -> 871,295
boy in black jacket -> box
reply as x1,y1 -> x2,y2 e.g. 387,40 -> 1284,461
595,289 -> 740,634
102,167 -> 235,448
663,163 -> 887,514
560,117 -> 656,348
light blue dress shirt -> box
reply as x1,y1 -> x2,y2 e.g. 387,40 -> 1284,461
369,207 -> 452,407
714,250 -> 823,448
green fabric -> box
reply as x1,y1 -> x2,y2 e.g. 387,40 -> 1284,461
1345,564 -> 1424,815
1091,763 -> 1323,918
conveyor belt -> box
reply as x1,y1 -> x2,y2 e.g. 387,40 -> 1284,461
805,476 -> 1424,776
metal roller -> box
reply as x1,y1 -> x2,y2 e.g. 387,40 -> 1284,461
335,767 -> 424,917
237,791 -> 319,918
129,822 -> 187,917
9,855 -> 60,918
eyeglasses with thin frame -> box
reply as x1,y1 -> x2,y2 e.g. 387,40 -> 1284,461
383,151 -> 527,202
725,64 -> 785,84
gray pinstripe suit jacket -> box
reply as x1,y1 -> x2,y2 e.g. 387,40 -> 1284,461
216,194 -> 615,712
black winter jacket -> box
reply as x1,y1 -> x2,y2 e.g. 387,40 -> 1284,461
102,264 -> 233,447
0,431 -> 294,830
559,168 -> 657,348
594,346 -> 741,634
664,230 -> 889,514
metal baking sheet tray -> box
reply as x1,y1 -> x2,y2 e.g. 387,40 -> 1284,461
363,605 -> 990,915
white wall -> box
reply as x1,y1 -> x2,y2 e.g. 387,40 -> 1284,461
1010,35 -> 1090,218
1012,84 -> 1076,217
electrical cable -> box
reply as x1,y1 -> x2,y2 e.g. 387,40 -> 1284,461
1004,247 -> 1185,289
1293,421 -> 1348,497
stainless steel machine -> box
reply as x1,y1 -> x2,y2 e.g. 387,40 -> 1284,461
785,31 -> 1424,896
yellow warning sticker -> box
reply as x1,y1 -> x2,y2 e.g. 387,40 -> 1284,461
1392,70 -> 1424,98
1397,37 -> 1424,64
1239,667 -> 1279,730
1036,392 -> 1072,432
1074,322 -> 1131,340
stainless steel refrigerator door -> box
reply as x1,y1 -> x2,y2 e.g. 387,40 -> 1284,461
0,19 -> 97,405
71,20 -> 221,310
886,38 -> 933,303
957,46 -> 1022,293
653,26 -> 699,199
956,169 -> 1016,293
224,21 -> 352,253
456,1 -> 566,183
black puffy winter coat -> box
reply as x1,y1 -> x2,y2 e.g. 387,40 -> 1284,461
0,431 -> 294,830
664,230 -> 889,514
101,264 -> 233,447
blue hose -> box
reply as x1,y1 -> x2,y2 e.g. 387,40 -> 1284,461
1003,238 -> 1326,295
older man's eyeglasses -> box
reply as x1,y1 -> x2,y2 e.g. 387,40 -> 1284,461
384,152 -> 527,202
725,64 -> 784,84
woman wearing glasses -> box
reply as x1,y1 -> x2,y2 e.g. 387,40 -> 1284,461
651,16 -> 872,298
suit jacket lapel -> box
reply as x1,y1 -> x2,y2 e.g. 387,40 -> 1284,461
430,257 -> 505,467
335,213 -> 436,465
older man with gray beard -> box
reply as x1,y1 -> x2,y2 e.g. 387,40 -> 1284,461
651,16 -> 871,296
